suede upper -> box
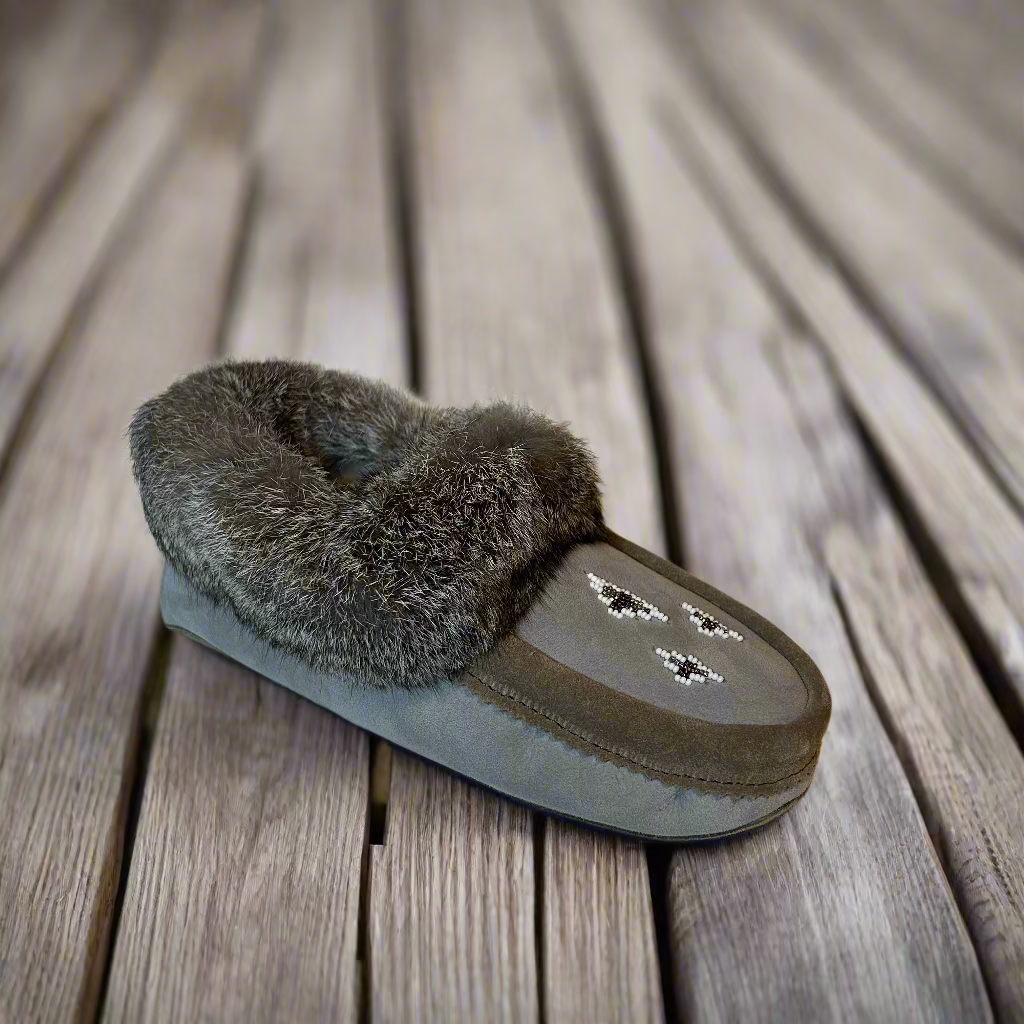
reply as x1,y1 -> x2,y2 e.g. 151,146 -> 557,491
464,532 -> 831,795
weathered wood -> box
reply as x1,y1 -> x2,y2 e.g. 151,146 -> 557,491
369,0 -> 665,1019
0,0 -> 143,277
104,0 -> 398,1019
765,0 -> 1024,244
668,0 -> 1024,723
102,642 -> 369,1023
683,0 -> 1024,518
370,755 -> 537,1023
0,144 -> 247,1023
0,0 -> 268,466
828,519 -> 1024,1021
864,0 -> 1024,149
227,0 -> 403,377
557,0 -> 1001,1017
543,824 -> 662,1024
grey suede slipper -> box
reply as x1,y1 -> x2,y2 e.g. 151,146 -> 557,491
131,360 -> 831,841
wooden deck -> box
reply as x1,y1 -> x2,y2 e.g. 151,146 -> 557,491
1,0 -> 1023,1019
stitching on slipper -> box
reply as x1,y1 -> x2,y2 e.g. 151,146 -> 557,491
467,671 -> 818,789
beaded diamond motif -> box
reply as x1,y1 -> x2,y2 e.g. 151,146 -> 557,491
587,573 -> 668,621
655,647 -> 724,685
681,601 -> 743,641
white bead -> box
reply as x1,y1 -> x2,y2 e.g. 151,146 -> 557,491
587,572 -> 668,623
681,601 -> 743,641
655,647 -> 724,687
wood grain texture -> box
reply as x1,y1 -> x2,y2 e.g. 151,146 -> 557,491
102,641 -> 369,1023
103,0 -> 398,1019
542,824 -> 662,1024
828,518 -> 1024,1022
556,0 -> 996,1018
227,0 -> 403,377
765,0 -> 1024,244
370,755 -> 537,1024
665,0 -> 1024,725
371,0 -> 665,1019
0,143 -> 247,1024
0,0 -> 144,277
0,0 -> 268,467
863,0 -> 1024,150
683,0 -> 1024,517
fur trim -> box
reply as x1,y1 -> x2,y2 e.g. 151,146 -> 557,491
129,360 -> 604,687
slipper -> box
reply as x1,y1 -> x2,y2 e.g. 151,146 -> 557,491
130,360 -> 831,841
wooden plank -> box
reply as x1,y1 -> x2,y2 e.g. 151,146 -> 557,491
543,824 -> 662,1023
103,0 -> 399,1019
370,0 -> 665,1020
864,0 -> 1024,150
0,143 -> 248,1023
0,0 -> 268,468
0,0 -> 145,277
227,0 -> 403,376
556,0 -> 999,1018
409,0 -> 662,535
682,0 -> 1024,519
101,641 -> 369,1023
370,755 -> 537,1023
765,0 -> 1024,245
828,520 -> 1024,1022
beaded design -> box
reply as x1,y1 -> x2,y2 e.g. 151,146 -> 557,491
587,572 -> 668,621
681,601 -> 743,641
655,647 -> 724,685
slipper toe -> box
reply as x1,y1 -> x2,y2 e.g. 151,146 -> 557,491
463,532 -> 831,837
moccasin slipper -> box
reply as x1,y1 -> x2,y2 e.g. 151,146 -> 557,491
130,360 -> 831,840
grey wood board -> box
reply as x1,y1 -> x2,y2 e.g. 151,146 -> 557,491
682,0 -> 1024,519
665,0 -> 1024,723
557,0 -> 1001,1017
0,141 -> 248,1024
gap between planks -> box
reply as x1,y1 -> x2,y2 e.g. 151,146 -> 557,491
92,625 -> 175,1018
532,0 -> 685,569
